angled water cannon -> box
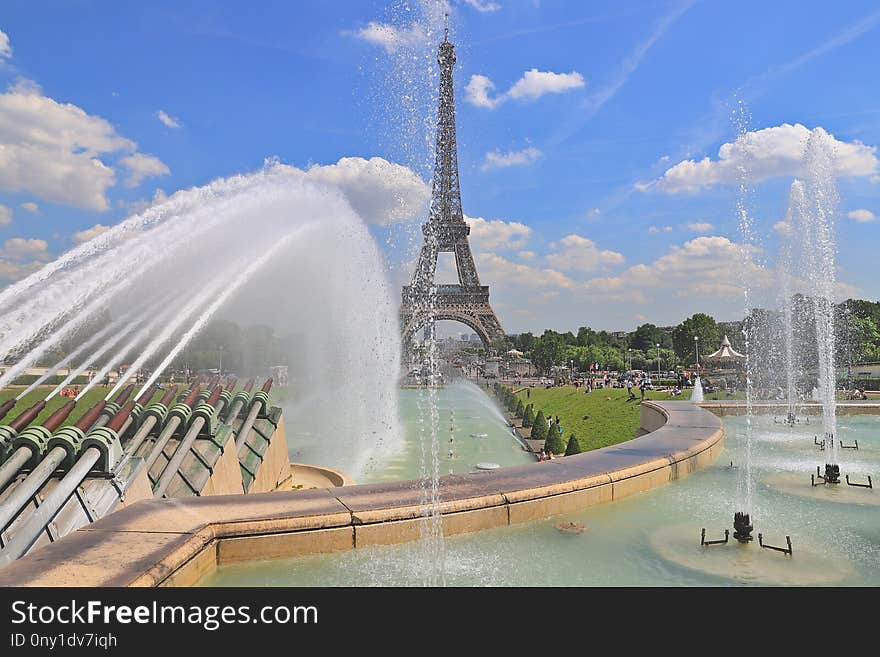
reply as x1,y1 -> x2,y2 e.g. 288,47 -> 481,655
0,400 -> 84,534
224,378 -> 254,424
116,385 -> 179,463
0,400 -> 47,463
0,398 -> 17,423
42,400 -> 108,477
198,376 -> 221,403
141,383 -> 202,474
153,384 -> 224,497
115,386 -> 162,444
0,401 -> 75,493
90,383 -> 136,431
0,400 -> 136,565
234,378 -> 272,451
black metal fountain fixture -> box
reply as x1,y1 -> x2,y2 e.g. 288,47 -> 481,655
700,528 -> 729,546
812,463 -> 841,486
758,533 -> 793,556
845,474 -> 872,489
733,511 -> 754,543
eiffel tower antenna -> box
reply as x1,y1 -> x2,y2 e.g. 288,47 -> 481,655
444,12 -> 449,41
400,28 -> 505,350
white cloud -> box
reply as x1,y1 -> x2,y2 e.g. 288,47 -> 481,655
119,153 -> 170,188
518,250 -> 536,261
464,74 -> 501,109
0,80 -> 170,209
303,156 -> 430,225
0,260 -> 41,283
465,69 -> 585,109
686,222 -> 713,232
0,237 -> 49,261
72,224 -> 111,243
773,220 -> 793,236
156,110 -> 181,129
463,0 -> 501,12
847,208 -> 876,223
481,146 -> 542,171
642,124 -> 878,194
508,69 -> 585,100
547,234 -> 625,273
20,202 -> 38,214
476,252 -> 577,291
581,236 -> 765,302
648,225 -> 672,233
0,30 -> 11,60
0,204 -> 10,226
351,22 -> 427,53
0,234 -> 48,283
465,215 -> 532,251
587,207 -> 601,219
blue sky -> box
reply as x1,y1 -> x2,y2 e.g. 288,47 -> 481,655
1,0 -> 879,334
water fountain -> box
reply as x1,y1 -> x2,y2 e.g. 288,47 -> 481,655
691,376 -> 704,403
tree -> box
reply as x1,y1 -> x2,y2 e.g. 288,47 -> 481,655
545,421 -> 566,455
523,403 -> 534,428
630,323 -> 671,352
564,433 -> 583,456
491,336 -> 513,355
531,410 -> 547,441
672,313 -> 720,364
511,332 -> 535,352
530,331 -> 566,374
515,398 -> 525,418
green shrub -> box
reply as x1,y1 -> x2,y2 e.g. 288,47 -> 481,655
531,410 -> 547,441
564,433 -> 583,456
523,403 -> 534,428
515,399 -> 525,418
545,421 -> 566,455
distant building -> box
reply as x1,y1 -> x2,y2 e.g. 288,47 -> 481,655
611,331 -> 627,339
484,357 -> 502,375
469,333 -> 481,342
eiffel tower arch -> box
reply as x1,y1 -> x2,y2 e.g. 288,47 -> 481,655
400,26 -> 505,351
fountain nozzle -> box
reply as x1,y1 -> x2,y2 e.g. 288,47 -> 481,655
733,512 -> 753,543
824,463 -> 840,484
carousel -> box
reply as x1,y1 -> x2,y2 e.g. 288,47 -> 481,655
700,335 -> 745,396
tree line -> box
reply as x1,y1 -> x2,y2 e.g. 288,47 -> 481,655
496,296 -> 880,376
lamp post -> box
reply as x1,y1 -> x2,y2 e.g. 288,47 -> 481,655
694,336 -> 699,372
218,345 -> 224,376
656,343 -> 661,380
570,359 -> 574,383
627,348 -> 632,373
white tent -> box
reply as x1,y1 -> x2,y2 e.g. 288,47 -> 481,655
703,335 -> 745,361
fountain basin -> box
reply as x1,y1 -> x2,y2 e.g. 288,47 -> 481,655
0,400 -> 723,586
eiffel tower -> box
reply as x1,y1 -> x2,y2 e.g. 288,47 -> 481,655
400,25 -> 505,349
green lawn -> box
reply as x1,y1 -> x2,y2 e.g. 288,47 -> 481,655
514,385 -> 693,452
0,385 -> 166,428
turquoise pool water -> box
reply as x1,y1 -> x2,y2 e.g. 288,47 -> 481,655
200,411 -> 879,586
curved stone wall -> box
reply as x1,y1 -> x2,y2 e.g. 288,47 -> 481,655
0,400 -> 724,587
